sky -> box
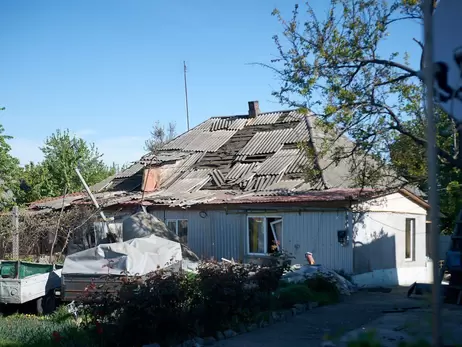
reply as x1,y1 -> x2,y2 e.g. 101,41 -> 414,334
0,1 -> 421,167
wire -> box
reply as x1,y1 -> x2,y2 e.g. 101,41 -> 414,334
364,214 -> 427,235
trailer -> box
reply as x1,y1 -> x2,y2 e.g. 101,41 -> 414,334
0,260 -> 62,314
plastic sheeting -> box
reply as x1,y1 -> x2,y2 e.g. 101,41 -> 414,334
62,234 -> 182,276
122,212 -> 200,265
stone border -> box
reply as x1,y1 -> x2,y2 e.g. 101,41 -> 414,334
167,302 -> 320,347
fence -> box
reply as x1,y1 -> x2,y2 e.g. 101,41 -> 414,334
0,206 -> 97,261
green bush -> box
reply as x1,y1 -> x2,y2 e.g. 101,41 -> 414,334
305,274 -> 341,304
78,261 -> 286,347
276,284 -> 314,309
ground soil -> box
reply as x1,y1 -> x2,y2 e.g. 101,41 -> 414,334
216,287 -> 462,347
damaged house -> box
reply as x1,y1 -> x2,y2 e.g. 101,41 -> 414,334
30,101 -> 433,287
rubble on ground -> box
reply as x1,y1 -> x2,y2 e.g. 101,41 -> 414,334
281,264 -> 357,295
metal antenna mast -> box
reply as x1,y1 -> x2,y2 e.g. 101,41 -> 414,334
184,61 -> 190,131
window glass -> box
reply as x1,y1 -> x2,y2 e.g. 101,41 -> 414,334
166,220 -> 177,234
248,217 -> 265,254
178,220 -> 188,244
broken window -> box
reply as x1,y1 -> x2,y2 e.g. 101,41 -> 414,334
166,219 -> 188,244
247,216 -> 283,255
405,218 -> 416,261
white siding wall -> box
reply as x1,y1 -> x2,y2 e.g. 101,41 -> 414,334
150,209 -> 245,261
357,192 -> 426,215
276,211 -> 353,273
149,208 -> 353,273
353,210 -> 430,287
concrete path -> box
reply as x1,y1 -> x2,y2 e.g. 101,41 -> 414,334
216,288 -> 462,347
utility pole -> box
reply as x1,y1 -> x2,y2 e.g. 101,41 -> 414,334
423,0 -> 441,345
12,206 -> 19,259
184,61 -> 190,131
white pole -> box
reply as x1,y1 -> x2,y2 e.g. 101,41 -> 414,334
74,167 -> 107,222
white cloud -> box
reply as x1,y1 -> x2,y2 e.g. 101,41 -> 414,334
9,135 -> 146,167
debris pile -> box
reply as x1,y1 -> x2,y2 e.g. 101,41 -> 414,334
122,212 -> 200,272
281,264 -> 357,295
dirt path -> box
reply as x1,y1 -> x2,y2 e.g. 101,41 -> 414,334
216,288 -> 438,347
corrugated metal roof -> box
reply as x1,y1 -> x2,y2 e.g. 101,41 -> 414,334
287,149 -> 311,173
211,169 -> 225,186
212,188 -> 378,205
238,129 -> 292,155
114,163 -> 144,179
210,118 -> 232,131
91,174 -> 116,193
295,181 -> 324,192
228,118 -> 248,130
245,174 -> 282,191
161,130 -> 204,150
183,130 -> 237,152
181,152 -> 205,169
248,112 -> 283,125
255,149 -> 299,175
285,120 -> 310,143
192,118 -> 215,131
138,151 -> 187,164
226,162 -> 258,181
183,169 -> 212,179
282,111 -> 304,123
31,193 -> 85,209
263,179 -> 305,191
164,177 -> 210,194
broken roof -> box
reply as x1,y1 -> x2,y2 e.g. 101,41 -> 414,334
28,101 -> 414,211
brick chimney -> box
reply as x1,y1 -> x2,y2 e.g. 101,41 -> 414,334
248,101 -> 260,118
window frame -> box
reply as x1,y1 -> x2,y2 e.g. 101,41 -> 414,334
166,219 -> 188,240
247,215 -> 283,255
405,218 -> 416,261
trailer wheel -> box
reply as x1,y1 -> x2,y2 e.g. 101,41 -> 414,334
36,290 -> 56,315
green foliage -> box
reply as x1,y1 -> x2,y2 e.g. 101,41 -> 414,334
389,110 -> 462,232
78,261 -> 286,346
0,121 -> 21,209
269,0 -> 462,232
276,284 -> 314,308
0,310 -> 94,347
17,129 -> 115,204
144,121 -> 176,153
304,274 -> 341,304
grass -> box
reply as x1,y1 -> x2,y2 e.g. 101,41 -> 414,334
0,275 -> 342,346
273,275 -> 341,310
0,306 -> 95,347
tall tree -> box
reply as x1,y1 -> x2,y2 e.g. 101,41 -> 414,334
268,0 -> 451,189
19,129 -> 115,202
144,121 -> 176,153
17,162 -> 54,205
268,1 -> 462,231
0,120 -> 21,209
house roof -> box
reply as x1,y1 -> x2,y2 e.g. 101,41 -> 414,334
28,102 -> 415,211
